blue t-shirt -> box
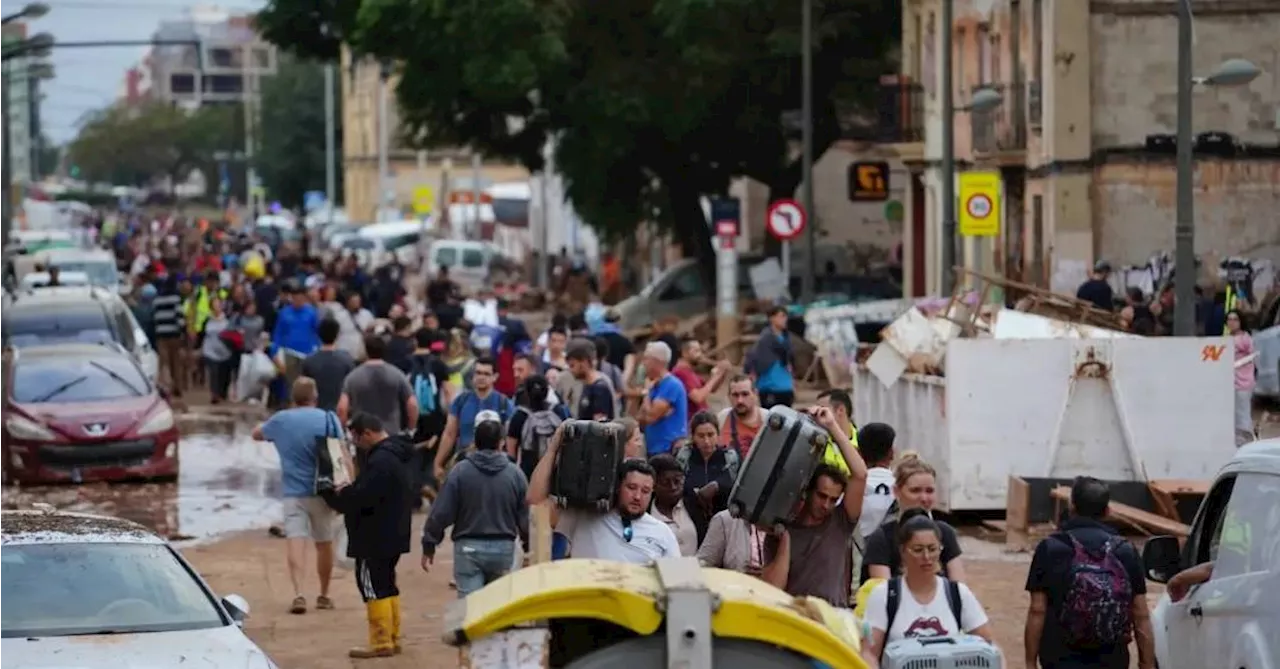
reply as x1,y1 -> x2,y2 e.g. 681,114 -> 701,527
644,374 -> 688,455
757,360 -> 794,392
450,390 -> 514,450
261,407 -> 336,497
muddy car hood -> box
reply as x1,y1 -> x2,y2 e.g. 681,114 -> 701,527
1,625 -> 275,669
13,396 -> 163,441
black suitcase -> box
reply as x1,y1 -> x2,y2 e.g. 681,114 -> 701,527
728,406 -> 831,528
552,420 -> 626,511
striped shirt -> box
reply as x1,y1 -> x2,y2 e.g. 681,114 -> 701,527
153,293 -> 185,338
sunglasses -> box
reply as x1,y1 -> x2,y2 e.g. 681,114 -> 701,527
622,519 -> 634,543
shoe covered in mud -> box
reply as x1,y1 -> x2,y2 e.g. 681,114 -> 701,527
316,595 -> 335,610
290,596 -> 306,614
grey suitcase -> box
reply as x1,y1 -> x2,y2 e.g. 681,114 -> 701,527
727,405 -> 830,528
882,636 -> 1002,669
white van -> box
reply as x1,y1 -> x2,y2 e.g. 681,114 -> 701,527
1142,438 -> 1280,669
426,240 -> 492,291
358,221 -> 434,267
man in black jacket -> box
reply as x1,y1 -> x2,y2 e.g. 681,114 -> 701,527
320,413 -> 413,658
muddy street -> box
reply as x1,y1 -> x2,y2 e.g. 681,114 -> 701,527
1,412 -> 282,542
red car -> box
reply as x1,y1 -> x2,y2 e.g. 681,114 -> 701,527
2,343 -> 179,484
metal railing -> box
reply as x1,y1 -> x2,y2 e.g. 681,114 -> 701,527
969,82 -> 1027,154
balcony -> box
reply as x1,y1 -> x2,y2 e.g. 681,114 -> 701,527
837,76 -> 924,146
969,83 -> 1027,161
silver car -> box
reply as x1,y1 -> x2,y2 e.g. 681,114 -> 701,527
1,509 -> 276,669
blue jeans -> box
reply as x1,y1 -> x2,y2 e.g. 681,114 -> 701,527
453,537 -> 516,597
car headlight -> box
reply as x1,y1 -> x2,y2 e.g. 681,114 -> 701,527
137,407 -> 175,435
5,415 -> 58,441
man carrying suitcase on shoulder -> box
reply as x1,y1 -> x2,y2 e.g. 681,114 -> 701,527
758,405 -> 868,609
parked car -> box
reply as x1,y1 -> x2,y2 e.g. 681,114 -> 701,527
19,270 -> 91,290
1,343 -> 178,484
1,286 -> 158,381
1142,438 -> 1280,669
41,248 -> 121,293
426,239 -> 497,292
0,509 -> 276,669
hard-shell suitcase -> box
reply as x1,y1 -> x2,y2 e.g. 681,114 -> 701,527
881,635 -> 1002,669
552,420 -> 626,511
727,405 -> 830,528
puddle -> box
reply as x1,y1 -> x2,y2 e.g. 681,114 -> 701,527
2,413 -> 283,543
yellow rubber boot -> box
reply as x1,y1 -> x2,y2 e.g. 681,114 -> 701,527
348,598 -> 395,658
389,595 -> 403,654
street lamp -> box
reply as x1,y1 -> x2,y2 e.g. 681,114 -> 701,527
2,2 -> 49,24
965,87 -> 1004,113
1172,38 -> 1263,334
2,31 -> 54,60
940,67 -> 1004,297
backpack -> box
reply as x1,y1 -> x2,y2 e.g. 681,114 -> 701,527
885,576 -> 963,641
412,369 -> 439,416
1055,534 -> 1134,648
519,408 -> 563,462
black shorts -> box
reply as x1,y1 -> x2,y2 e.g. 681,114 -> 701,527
354,555 -> 400,602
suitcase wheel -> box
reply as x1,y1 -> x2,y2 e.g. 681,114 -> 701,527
728,501 -> 743,519
768,414 -> 785,430
809,433 -> 826,448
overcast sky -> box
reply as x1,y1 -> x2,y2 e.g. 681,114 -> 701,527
33,0 -> 262,144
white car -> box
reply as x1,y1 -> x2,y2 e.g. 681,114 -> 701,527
1,509 -> 276,669
1142,438 -> 1280,669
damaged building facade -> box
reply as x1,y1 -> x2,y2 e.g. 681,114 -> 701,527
891,0 -> 1280,296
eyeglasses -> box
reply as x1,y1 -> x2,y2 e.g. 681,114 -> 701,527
622,519 -> 634,543
906,545 -> 941,557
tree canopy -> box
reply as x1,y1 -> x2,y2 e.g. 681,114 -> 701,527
256,56 -> 342,210
256,0 -> 898,272
66,102 -> 236,190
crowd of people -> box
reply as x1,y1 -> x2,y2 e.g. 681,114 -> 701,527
47,214 -> 1211,667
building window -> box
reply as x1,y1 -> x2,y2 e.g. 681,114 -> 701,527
977,24 -> 990,85
955,27 -> 966,99
924,12 -> 937,98
1031,194 -> 1044,287
1032,0 -> 1044,84
911,12 -> 923,83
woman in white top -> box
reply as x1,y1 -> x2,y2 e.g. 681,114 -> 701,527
859,509 -> 996,668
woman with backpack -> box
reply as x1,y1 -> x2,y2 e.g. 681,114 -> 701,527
674,412 -> 739,544
858,510 -> 996,667
506,375 -> 567,481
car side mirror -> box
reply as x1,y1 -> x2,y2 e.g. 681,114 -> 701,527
1142,535 -> 1182,583
222,594 -> 251,625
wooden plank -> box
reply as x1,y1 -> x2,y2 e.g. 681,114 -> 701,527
529,502 -> 553,565
1147,483 -> 1179,522
1050,486 -> 1190,537
1148,479 -> 1210,496
1005,476 -> 1031,550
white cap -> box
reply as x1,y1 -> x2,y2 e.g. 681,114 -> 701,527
474,409 -> 502,427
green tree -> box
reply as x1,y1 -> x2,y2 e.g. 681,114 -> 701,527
66,102 -> 236,190
257,0 -> 897,283
256,56 -> 342,209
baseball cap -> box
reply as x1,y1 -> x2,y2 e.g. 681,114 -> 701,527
474,410 -> 502,428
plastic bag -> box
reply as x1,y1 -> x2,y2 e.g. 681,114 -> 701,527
236,350 -> 278,402
334,524 -> 354,570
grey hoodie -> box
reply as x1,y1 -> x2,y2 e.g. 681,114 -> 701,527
421,449 -> 529,556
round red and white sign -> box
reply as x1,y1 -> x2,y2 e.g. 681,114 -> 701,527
965,193 -> 993,219
767,199 -> 807,241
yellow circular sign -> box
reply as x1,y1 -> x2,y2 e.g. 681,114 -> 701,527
412,186 -> 435,214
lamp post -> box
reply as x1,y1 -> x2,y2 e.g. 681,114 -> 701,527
1172,8 -> 1261,335
2,20 -> 53,247
939,61 -> 1003,296
2,3 -> 48,25
799,0 -> 815,303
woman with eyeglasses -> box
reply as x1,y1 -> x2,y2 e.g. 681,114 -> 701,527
858,510 -> 996,668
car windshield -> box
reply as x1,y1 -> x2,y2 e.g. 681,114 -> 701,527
1,542 -> 225,638
12,357 -> 148,403
49,261 -> 118,287
3,308 -> 113,348
344,238 -> 377,250
461,248 -> 485,268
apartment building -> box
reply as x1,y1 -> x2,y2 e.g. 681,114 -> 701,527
892,0 -> 1280,296
339,48 -> 529,223
147,5 -> 277,110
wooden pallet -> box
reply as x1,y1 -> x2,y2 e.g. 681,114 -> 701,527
1147,479 -> 1209,523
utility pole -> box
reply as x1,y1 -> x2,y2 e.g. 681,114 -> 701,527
324,62 -> 336,226
2,65 -> 13,245
470,152 -> 482,238
799,0 -> 816,303
940,0 -> 956,296
376,61 -> 391,221
242,47 -> 258,217
1173,0 -> 1195,335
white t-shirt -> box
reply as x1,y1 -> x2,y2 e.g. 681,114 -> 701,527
863,576 -> 988,641
557,508 -> 681,564
859,467 -> 897,538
